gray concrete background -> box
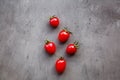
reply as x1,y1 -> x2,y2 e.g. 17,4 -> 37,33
0,0 -> 120,80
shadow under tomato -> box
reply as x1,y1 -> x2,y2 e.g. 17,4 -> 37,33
67,53 -> 75,57
52,65 -> 64,76
64,51 -> 76,58
47,22 -> 58,30
43,48 -> 54,57
57,39 -> 68,45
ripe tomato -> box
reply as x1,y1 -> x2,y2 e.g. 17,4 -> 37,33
44,39 -> 56,55
49,15 -> 59,28
66,41 -> 79,55
56,57 -> 66,74
58,27 -> 72,43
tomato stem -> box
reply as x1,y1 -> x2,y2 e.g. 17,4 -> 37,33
59,57 -> 64,60
74,41 -> 79,49
49,15 -> 56,20
63,27 -> 72,34
45,39 -> 51,44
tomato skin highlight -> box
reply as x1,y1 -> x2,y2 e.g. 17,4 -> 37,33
56,57 -> 66,73
66,44 -> 77,55
58,30 -> 70,43
49,16 -> 59,28
44,42 -> 56,55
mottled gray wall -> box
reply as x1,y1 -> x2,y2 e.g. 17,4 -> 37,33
0,0 -> 120,80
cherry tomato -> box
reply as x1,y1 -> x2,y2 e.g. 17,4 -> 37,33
49,15 -> 59,28
56,57 -> 66,74
44,39 -> 56,55
58,28 -> 72,43
66,41 -> 79,55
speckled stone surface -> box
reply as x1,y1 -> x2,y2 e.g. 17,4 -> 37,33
0,0 -> 120,80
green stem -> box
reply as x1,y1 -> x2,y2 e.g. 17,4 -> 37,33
74,41 -> 79,49
63,27 -> 72,34
59,57 -> 64,60
45,39 -> 51,44
49,15 -> 56,19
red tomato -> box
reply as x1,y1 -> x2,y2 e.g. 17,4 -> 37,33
49,16 -> 59,28
44,39 -> 56,55
56,57 -> 66,74
58,28 -> 72,43
66,41 -> 79,55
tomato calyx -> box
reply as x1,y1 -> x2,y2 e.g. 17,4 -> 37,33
59,57 -> 64,60
74,41 -> 79,49
45,39 -> 51,44
63,27 -> 72,34
49,15 -> 56,20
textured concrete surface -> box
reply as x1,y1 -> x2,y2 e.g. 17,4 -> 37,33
0,0 -> 120,80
